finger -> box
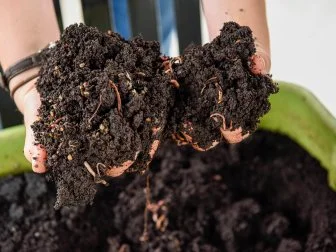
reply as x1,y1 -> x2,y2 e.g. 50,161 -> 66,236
220,127 -> 250,144
250,54 -> 266,75
31,145 -> 47,173
22,89 -> 47,173
250,39 -> 271,75
105,160 -> 134,177
107,132 -> 162,177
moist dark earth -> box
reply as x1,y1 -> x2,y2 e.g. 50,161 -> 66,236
1,131 -> 336,252
170,23 -> 276,148
32,22 -> 277,207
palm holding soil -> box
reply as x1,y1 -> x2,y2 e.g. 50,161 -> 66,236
1,0 -> 274,207
14,83 -> 47,173
21,42 -> 270,174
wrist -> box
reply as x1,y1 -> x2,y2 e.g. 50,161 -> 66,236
10,68 -> 39,114
0,0 -> 60,70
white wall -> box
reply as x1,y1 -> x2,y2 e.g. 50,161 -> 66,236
266,0 -> 336,116
59,0 -> 84,27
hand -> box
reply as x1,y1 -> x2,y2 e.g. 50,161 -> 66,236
178,45 -> 271,150
250,42 -> 271,75
206,45 -> 271,146
13,76 -> 161,176
12,78 -> 47,173
11,43 -> 270,174
105,140 -> 160,177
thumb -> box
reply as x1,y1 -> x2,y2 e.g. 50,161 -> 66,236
22,88 -> 47,173
250,42 -> 271,75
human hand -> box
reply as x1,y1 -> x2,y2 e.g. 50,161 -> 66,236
217,48 -> 271,144
13,77 -> 161,176
173,44 -> 271,151
216,46 -> 271,145
105,139 -> 160,177
11,77 -> 47,173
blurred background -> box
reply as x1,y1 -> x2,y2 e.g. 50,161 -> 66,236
201,0 -> 336,117
1,0 -> 335,128
266,0 -> 336,117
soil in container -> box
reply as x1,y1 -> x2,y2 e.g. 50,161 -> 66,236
1,131 -> 336,252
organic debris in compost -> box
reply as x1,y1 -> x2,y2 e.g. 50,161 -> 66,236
32,22 -> 277,207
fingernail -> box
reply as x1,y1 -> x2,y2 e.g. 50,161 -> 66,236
251,55 -> 266,74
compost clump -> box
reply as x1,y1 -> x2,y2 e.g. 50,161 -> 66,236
32,22 -> 277,207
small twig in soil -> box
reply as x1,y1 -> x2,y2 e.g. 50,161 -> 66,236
206,76 -> 218,83
210,113 -> 227,130
135,72 -> 146,77
84,161 -> 96,177
125,71 -> 132,81
83,161 -> 109,186
147,200 -> 168,232
96,162 -> 106,177
56,142 -> 64,155
49,116 -> 66,128
201,77 -> 216,94
202,77 -> 223,103
109,80 -> 122,116
200,84 -> 206,94
214,82 -> 224,104
88,94 -> 102,124
68,140 -> 80,149
94,173 -> 109,186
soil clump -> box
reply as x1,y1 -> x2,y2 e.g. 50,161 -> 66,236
33,22 -> 277,207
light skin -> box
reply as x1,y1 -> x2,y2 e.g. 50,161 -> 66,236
0,0 -> 59,173
0,0 -> 270,174
202,0 -> 271,73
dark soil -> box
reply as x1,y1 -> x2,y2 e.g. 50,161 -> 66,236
32,22 -> 277,207
1,131 -> 336,252
171,23 -> 277,147
33,24 -> 175,208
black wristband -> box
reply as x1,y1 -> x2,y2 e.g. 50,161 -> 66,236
10,73 -> 40,98
0,42 -> 55,91
0,66 -> 7,91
